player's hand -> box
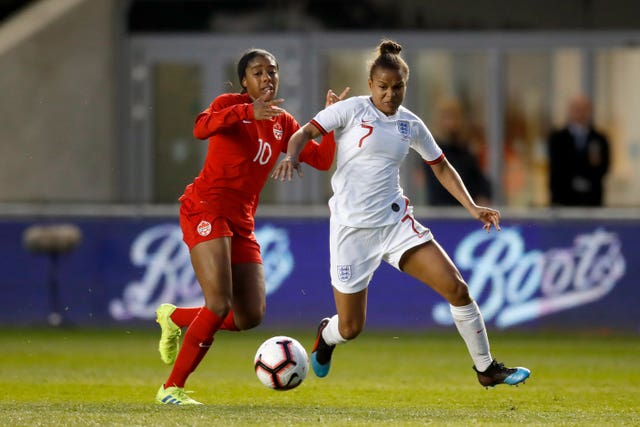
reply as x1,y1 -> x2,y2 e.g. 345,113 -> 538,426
253,91 -> 285,120
473,205 -> 501,233
325,87 -> 350,107
271,155 -> 302,181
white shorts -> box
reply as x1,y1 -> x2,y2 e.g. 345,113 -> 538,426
329,207 -> 434,294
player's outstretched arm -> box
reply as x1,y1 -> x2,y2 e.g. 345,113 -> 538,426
273,87 -> 348,179
272,123 -> 322,181
298,87 -> 349,171
430,158 -> 501,232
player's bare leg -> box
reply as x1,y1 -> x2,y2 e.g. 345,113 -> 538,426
156,250 -> 261,366
157,238 -> 231,404
190,237 -> 233,317
400,240 -> 530,387
167,262 -> 266,333
333,287 -> 368,340
229,262 -> 266,330
311,288 -> 366,377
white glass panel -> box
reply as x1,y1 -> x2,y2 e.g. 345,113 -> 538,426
595,48 -> 640,206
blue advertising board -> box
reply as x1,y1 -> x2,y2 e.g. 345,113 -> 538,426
0,215 -> 636,332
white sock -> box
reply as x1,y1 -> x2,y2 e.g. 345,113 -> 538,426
450,301 -> 493,372
321,314 -> 347,346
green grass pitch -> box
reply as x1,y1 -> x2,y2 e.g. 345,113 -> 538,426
1,327 -> 638,426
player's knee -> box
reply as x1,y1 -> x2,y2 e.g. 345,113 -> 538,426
204,298 -> 232,319
235,305 -> 265,330
339,321 -> 363,340
447,281 -> 472,306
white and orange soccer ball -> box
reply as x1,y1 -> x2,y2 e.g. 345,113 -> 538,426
254,336 -> 309,390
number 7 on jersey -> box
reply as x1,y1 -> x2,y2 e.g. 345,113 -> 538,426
359,124 -> 373,148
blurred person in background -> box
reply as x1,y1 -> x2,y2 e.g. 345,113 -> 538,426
273,39 -> 530,389
547,95 -> 610,206
154,48 -> 346,405
424,98 -> 491,206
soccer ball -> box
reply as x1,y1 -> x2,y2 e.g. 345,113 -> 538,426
254,336 -> 309,390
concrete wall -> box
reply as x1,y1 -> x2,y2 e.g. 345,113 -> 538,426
0,0 -> 120,202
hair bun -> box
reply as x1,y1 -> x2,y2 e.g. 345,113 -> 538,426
378,40 -> 402,56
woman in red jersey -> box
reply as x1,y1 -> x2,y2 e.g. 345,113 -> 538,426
154,48 -> 347,405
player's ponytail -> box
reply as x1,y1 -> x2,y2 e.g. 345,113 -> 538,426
369,39 -> 410,80
236,48 -> 279,94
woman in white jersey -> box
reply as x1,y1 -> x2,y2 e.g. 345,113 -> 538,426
272,40 -> 530,388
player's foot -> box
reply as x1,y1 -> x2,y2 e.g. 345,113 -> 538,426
474,360 -> 531,388
155,385 -> 203,405
156,303 -> 181,365
311,318 -> 335,378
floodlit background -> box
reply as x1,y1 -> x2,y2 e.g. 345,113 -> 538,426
1,0 -> 640,207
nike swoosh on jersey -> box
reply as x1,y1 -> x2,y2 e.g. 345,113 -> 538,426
242,120 -> 252,124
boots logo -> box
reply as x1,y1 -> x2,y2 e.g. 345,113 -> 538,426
109,223 -> 293,320
432,228 -> 625,328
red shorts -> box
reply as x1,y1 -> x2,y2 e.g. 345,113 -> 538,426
179,202 -> 262,265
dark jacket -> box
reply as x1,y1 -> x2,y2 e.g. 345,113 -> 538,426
547,126 -> 610,206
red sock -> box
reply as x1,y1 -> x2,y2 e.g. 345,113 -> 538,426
170,307 -> 200,328
165,307 -> 223,388
170,307 -> 238,330
220,310 -> 239,331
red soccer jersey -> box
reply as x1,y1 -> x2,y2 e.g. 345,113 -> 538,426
182,92 -> 335,231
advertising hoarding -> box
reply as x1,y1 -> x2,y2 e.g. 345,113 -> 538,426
1,216 -> 635,331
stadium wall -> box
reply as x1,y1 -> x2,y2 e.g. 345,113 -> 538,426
0,0 -> 120,202
1,207 -> 637,333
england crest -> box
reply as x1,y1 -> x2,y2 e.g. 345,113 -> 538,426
397,120 -> 410,138
337,265 -> 352,282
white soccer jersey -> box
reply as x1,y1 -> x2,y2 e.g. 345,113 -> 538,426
311,96 -> 444,227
